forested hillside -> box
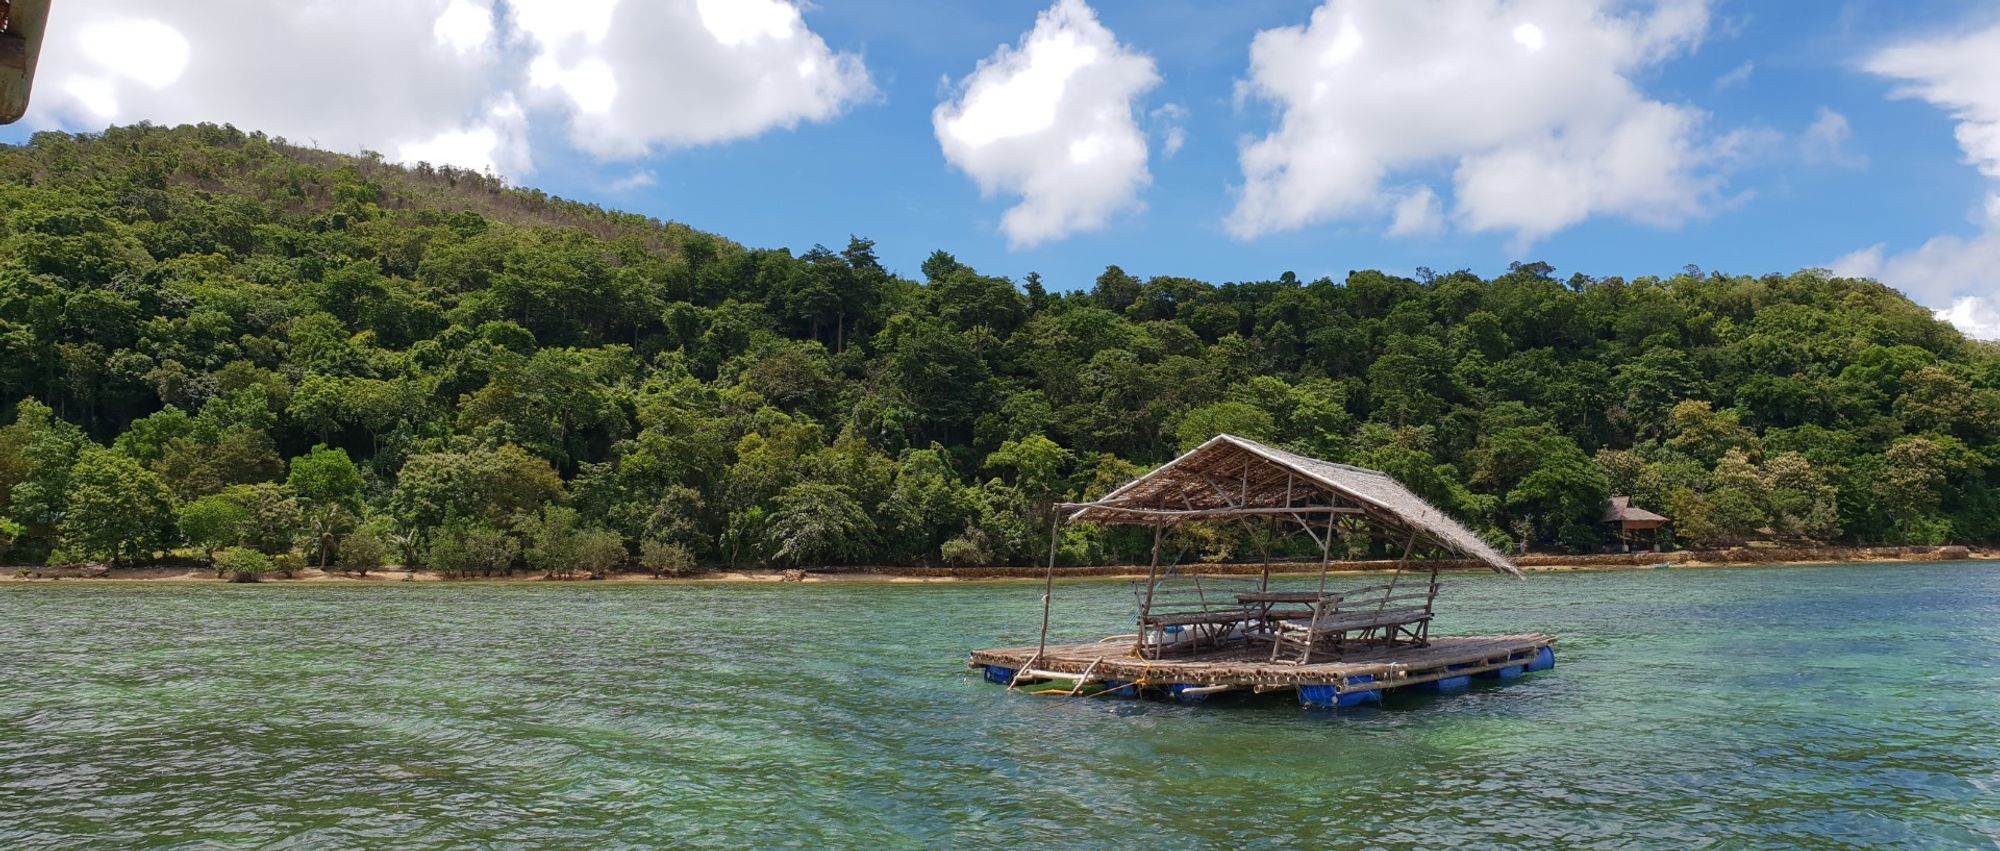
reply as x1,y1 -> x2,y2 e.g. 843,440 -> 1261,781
2,124 -> 1996,573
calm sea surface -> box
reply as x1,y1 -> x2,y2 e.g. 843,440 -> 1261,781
3,563 -> 1998,848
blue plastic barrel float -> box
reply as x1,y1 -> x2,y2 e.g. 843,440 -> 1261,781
1527,646 -> 1556,671
1475,646 -> 1557,680
1407,674 -> 1473,694
1298,675 -> 1381,709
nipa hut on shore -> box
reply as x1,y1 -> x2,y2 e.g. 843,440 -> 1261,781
969,434 -> 1555,709
1602,496 -> 1669,552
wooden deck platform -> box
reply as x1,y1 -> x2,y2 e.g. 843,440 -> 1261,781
969,633 -> 1556,707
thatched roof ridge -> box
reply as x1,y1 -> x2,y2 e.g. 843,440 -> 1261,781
1603,496 -> 1668,526
1068,434 -> 1519,576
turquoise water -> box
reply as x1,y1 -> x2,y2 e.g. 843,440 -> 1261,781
2,563 -> 1998,848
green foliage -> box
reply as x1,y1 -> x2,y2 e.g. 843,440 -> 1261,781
389,445 -> 563,545
425,524 -> 519,578
334,527 -> 389,575
572,529 -> 628,579
766,483 -> 873,566
881,448 -> 975,561
519,505 -> 626,578
640,539 -> 697,577
288,445 -> 366,568
1,400 -> 88,559
212,546 -> 276,583
983,435 -> 1072,504
167,483 -> 301,559
58,447 -> 175,564
288,445 -> 365,513
0,124 -> 1995,568
1173,402 -> 1275,452
940,529 -> 995,567
178,493 -> 256,556
0,517 -> 22,563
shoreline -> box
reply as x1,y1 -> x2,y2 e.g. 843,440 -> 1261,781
1,546 -> 1990,585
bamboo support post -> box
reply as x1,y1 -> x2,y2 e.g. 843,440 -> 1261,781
1034,510 -> 1061,664
1134,522 -> 1165,658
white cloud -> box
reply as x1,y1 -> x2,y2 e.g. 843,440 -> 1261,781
1833,230 -> 2000,340
1843,21 -> 2000,339
934,0 -> 1161,248
30,0 -> 527,174
515,0 -> 874,158
1934,296 -> 2000,339
1714,60 -> 1754,91
1229,0 -> 1737,243
28,0 -> 876,177
1152,103 -> 1189,158
1801,107 -> 1866,168
76,18 -> 190,90
1388,186 -> 1444,237
435,0 -> 496,54
608,169 -> 658,192
396,96 -> 529,176
1868,23 -> 2000,180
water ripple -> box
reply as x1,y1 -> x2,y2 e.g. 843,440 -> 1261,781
3,564 -> 1999,848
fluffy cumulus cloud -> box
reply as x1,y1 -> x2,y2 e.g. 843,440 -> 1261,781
934,0 -> 1161,248
1387,186 -> 1445,237
1229,0 -> 1733,243
1833,232 -> 2000,339
29,0 -> 528,174
512,0 -> 874,158
1843,21 -> 2000,339
1800,107 -> 1865,168
26,0 -> 872,175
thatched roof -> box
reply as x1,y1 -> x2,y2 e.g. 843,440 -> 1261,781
1603,496 -> 1668,528
1060,434 -> 1519,576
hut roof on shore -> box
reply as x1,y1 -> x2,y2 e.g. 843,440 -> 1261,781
1603,496 -> 1669,528
1060,434 -> 1519,576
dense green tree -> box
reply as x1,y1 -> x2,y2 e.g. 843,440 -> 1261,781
1173,402 -> 1275,453
640,539 -> 697,577
288,445 -> 365,569
984,435 -> 1072,507
213,546 -> 277,583
766,482 -> 873,566
389,445 -> 563,546
288,445 -> 365,512
57,447 -> 175,564
178,492 -> 256,558
0,517 -> 22,563
0,124 -> 1995,570
520,505 -> 626,579
1,399 -> 88,559
334,527 -> 389,576
425,523 -> 519,578
882,447 -> 977,562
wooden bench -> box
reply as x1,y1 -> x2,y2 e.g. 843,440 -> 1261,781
1132,575 -> 1261,658
1264,578 -> 1440,664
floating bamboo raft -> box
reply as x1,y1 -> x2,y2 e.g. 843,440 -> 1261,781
969,634 -> 1556,708
981,435 -> 1558,711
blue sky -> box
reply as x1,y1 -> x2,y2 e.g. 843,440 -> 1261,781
10,0 -> 2000,336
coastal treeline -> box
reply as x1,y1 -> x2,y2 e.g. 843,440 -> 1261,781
1,124 -> 1996,573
